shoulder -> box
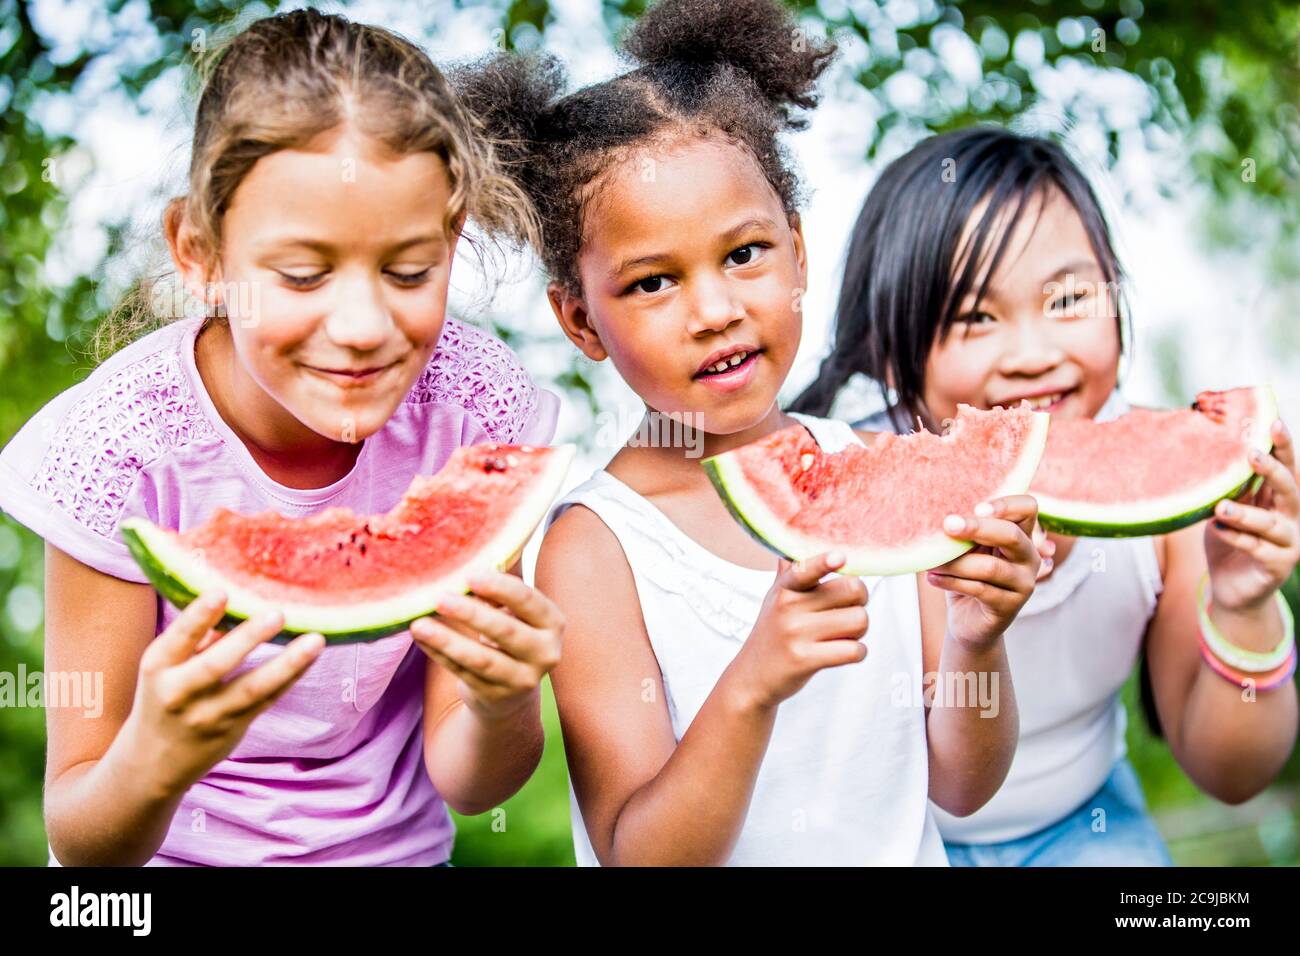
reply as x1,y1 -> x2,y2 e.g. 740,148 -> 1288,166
5,321 -> 214,537
405,317 -> 549,445
537,500 -> 634,608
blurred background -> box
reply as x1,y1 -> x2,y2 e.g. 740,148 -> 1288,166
1,0 -> 1298,866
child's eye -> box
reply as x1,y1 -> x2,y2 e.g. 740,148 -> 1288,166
726,243 -> 766,266
1049,290 -> 1089,313
627,275 -> 671,295
958,310 -> 996,325
387,267 -> 433,286
279,271 -> 327,289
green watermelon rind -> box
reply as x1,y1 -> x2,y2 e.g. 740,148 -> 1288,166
1034,386 -> 1277,538
703,411 -> 1051,577
120,445 -> 575,644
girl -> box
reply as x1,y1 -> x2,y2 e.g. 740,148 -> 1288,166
455,0 -> 1043,866
796,127 -> 1300,865
0,9 -> 564,866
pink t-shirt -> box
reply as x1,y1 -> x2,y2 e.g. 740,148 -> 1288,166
0,316 -> 559,866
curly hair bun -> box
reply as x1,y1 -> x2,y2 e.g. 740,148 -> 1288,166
450,52 -> 566,173
623,0 -> 834,121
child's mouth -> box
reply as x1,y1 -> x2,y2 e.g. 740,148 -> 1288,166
994,387 -> 1076,414
304,360 -> 399,387
694,348 -> 762,392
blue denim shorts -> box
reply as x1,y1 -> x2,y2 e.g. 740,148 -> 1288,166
943,757 -> 1173,867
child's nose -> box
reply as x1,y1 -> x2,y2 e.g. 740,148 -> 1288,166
323,276 -> 395,352
686,275 -> 745,336
998,315 -> 1066,377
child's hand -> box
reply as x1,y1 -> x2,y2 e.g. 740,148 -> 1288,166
1205,418 -> 1300,613
124,592 -> 325,797
410,572 -> 564,722
1032,518 -> 1057,580
729,551 -> 869,710
927,495 -> 1041,650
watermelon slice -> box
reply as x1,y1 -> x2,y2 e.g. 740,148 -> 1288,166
1031,386 -> 1278,537
121,443 -> 575,643
703,406 -> 1050,576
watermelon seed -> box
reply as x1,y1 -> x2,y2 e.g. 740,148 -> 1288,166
800,453 -> 815,471
359,542 -> 367,555
484,457 -> 507,473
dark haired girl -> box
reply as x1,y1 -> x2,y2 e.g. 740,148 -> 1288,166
798,127 -> 1300,865
457,0 -> 1044,865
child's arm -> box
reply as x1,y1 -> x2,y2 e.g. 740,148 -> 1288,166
537,505 -> 868,866
413,565 -> 563,815
919,495 -> 1040,817
1144,419 -> 1299,803
43,545 -> 323,865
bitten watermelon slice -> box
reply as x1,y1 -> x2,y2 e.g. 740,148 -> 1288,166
1031,386 -> 1277,537
703,406 -> 1049,576
121,443 -> 575,643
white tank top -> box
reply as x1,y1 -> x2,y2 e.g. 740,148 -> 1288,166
547,414 -> 948,866
857,391 -> 1164,843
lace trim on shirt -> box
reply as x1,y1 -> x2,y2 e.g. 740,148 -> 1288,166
31,346 -> 218,538
584,478 -> 759,641
406,319 -> 539,444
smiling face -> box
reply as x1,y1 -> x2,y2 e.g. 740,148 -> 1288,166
922,186 -> 1121,426
552,135 -> 807,438
183,125 -> 458,447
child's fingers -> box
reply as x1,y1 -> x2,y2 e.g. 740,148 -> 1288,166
805,574 -> 869,611
166,610 -> 287,701
410,616 -> 536,687
810,606 -> 870,641
776,551 -> 846,592
421,645 -> 500,700
926,571 -> 1020,613
803,638 -> 869,670
971,495 -> 1040,538
1207,521 -> 1297,572
149,591 -> 229,668
218,631 -> 326,719
1268,419 -> 1296,475
1248,447 -> 1300,519
930,551 -> 1027,594
1213,498 -> 1297,550
465,570 -> 564,632
942,514 -> 1037,564
433,593 -> 538,659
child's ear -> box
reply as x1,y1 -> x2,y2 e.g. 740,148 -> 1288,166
163,198 -> 222,309
788,212 -> 808,290
448,210 -> 468,256
547,282 -> 608,362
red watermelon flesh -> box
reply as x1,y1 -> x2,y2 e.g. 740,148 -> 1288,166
121,442 -> 575,642
704,405 -> 1049,576
1031,386 -> 1277,536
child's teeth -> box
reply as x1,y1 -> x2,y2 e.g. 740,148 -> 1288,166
705,352 -> 750,374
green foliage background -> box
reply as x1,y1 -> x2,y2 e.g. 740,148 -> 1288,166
1,0 -> 1298,866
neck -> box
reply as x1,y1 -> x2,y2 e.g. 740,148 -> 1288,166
615,402 -> 796,492
195,320 -> 363,489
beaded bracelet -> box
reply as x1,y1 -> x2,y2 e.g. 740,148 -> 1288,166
1197,573 -> 1298,691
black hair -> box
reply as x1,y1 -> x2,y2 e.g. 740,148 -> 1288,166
451,0 -> 835,295
790,126 -> 1130,430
